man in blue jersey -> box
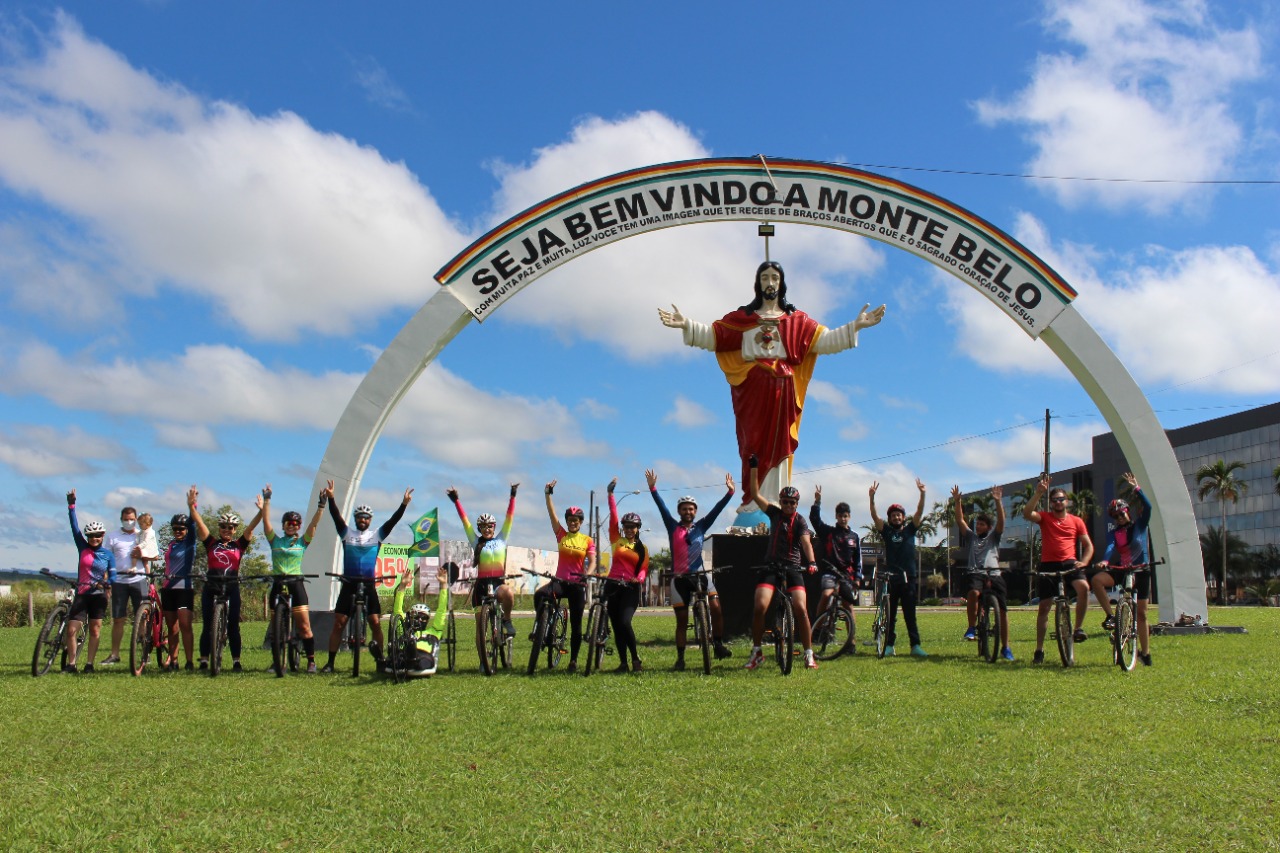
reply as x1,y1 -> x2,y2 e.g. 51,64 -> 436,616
646,468 -> 736,669
318,479 -> 413,673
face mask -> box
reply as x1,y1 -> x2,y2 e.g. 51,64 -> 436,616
122,520 -> 138,532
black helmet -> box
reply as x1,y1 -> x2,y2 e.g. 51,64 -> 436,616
779,486 -> 800,503
170,514 -> 188,528
282,511 -> 303,525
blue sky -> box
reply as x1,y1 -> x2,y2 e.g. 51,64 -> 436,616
1,1 -> 1278,569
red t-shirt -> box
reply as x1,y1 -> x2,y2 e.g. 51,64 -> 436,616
1037,513 -> 1088,563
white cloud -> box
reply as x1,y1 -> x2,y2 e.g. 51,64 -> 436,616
351,56 -> 412,113
0,424 -> 137,478
976,0 -> 1261,211
0,16 -> 467,338
663,395 -> 715,429
806,379 -> 869,441
484,112 -> 885,361
153,422 -> 220,452
575,398 -> 617,420
879,395 -> 928,414
949,420 -> 1102,480
0,341 -> 609,471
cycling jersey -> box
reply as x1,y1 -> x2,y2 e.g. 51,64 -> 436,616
163,511 -> 198,590
454,494 -> 515,579
650,487 -> 735,575
328,499 -> 407,579
69,505 -> 116,594
765,505 -> 810,568
266,530 -> 311,575
878,520 -> 919,577
203,534 -> 252,577
1103,487 -> 1152,568
606,492 -> 649,583
809,503 -> 862,579
551,521 -> 595,582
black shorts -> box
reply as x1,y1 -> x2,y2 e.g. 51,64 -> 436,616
160,588 -> 194,612
820,574 -> 858,604
1037,561 -> 1086,600
69,592 -> 108,622
1092,567 -> 1152,601
270,578 -> 310,609
968,574 -> 1008,611
758,566 -> 805,592
334,580 -> 382,617
110,583 -> 145,620
470,576 -> 505,608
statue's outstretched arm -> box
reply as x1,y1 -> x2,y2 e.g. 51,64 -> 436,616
812,303 -> 886,355
658,304 -> 715,351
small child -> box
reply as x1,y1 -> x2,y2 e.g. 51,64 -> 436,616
132,513 -> 159,575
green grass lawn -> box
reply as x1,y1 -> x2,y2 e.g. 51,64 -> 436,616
1,607 -> 1277,851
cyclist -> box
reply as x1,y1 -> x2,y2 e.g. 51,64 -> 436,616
383,563 -> 450,677
809,485 -> 862,642
869,478 -> 929,658
954,484 -> 1012,661
101,504 -> 142,666
192,493 -> 263,672
447,482 -> 519,668
319,480 -> 413,673
646,468 -> 736,669
63,489 -> 117,673
745,455 -> 819,670
261,483 -> 326,673
1022,474 -> 1094,664
1090,472 -> 1154,666
536,480 -> 596,673
605,478 -> 648,673
159,487 -> 200,671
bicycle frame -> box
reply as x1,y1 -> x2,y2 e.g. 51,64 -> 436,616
967,572 -> 1001,664
31,570 -> 81,677
524,569 -> 572,674
129,572 -> 168,676
812,562 -> 856,661
1033,568 -> 1078,668
327,573 -> 397,678
475,573 -> 521,676
680,568 -> 719,674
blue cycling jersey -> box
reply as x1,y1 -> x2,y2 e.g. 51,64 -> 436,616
328,499 -> 407,578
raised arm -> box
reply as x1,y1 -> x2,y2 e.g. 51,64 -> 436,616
749,456 -> 768,512
501,483 -> 518,540
912,478 -> 926,528
243,497 -> 264,542
992,485 -> 1005,535
260,485 -> 275,539
950,485 -> 969,536
544,481 -> 561,535
645,469 -> 677,531
189,486 -> 210,541
1022,475 -> 1048,524
810,303 -> 887,354
304,492 -> 325,543
700,472 -> 737,529
447,485 -> 474,545
67,490 -> 88,551
809,485 -> 829,537
607,478 -> 620,542
377,488 -> 413,541
868,481 -> 882,531
324,479 -> 347,536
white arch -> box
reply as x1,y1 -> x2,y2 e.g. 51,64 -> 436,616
301,158 -> 1205,621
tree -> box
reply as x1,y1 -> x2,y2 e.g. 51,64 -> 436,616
1197,525 -> 1249,604
1009,482 -> 1040,518
1069,488 -> 1098,526
1196,460 -> 1248,604
1273,464 -> 1280,496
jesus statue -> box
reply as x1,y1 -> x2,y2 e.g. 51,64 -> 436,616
658,260 -> 886,510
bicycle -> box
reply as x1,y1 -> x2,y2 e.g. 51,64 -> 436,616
1033,567 -> 1080,668
443,579 -> 457,673
268,573 -> 318,677
869,568 -> 905,659
197,573 -> 270,678
326,573 -> 397,677
31,569 -> 86,677
524,569 -> 571,674
476,573 -> 523,676
583,574 -> 637,677
966,572 -> 1001,664
752,562 -> 799,676
679,567 -> 720,674
1100,560 -> 1162,672
811,561 -> 857,662
129,571 -> 172,676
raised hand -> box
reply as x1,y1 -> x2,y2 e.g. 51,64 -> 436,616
66,489 -> 76,506
992,484 -> 1003,500
645,469 -> 658,490
869,481 -> 879,499
446,486 -> 459,502
607,477 -> 617,494
187,486 -> 198,508
545,480 -> 556,496
815,485 -> 822,502
325,479 -> 336,499
950,485 -> 961,501
854,303 -> 886,330
916,478 -> 926,494
401,488 -> 414,506
725,472 -> 735,492
254,494 -> 265,511
262,484 -> 272,500
657,304 -> 686,329
510,483 -> 519,497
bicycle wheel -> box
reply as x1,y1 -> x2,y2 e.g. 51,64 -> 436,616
32,603 -> 70,677
349,604 -> 366,677
1054,599 -> 1074,668
980,592 -> 1000,664
874,593 -> 890,659
477,602 -> 496,676
583,602 -> 605,676
1116,598 -> 1138,671
815,606 -> 854,661
287,628 -> 301,673
489,605 -> 505,673
774,598 -> 794,675
548,605 -> 568,670
271,601 -> 290,677
445,611 -> 457,672
210,601 -> 227,677
527,604 -> 547,674
155,608 -> 172,671
694,597 -> 713,674
387,614 -> 404,684
130,601 -> 156,676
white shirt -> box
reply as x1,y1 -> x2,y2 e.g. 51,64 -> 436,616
106,528 -> 144,585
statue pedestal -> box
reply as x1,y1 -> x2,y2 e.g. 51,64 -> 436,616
710,533 -> 825,639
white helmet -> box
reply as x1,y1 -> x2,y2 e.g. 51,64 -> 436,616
217,512 -> 240,526
82,520 -> 106,535
354,505 -> 374,518
476,513 -> 497,526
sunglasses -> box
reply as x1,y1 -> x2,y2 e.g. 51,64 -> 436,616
1049,497 -> 1067,503
87,533 -> 105,538
780,499 -> 798,505
218,523 -> 237,529
622,523 -> 640,529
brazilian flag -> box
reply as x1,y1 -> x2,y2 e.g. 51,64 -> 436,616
407,508 -> 439,557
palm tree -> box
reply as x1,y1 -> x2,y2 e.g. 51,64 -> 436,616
1009,482 -> 1040,518
1198,525 -> 1249,603
1196,460 -> 1248,604
1273,463 -> 1280,496
1070,488 -> 1098,525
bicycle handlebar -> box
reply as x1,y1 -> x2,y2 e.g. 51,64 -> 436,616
1089,559 -> 1165,572
324,573 -> 400,583
39,568 -> 76,587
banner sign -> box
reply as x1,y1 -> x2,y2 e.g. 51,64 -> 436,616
435,158 -> 1077,338
374,543 -> 414,590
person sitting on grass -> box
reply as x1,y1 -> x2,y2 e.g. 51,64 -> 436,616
954,484 -> 1012,661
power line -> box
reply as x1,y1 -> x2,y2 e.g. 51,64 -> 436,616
841,161 -> 1280,186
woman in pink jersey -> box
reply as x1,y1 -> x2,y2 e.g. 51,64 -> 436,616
536,480 -> 596,672
605,477 -> 648,673
1022,474 -> 1094,665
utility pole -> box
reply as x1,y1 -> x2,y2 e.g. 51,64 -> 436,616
1043,408 -> 1051,480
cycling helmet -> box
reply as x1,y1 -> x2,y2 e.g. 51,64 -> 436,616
565,506 -> 585,521
408,603 -> 432,632
282,511 -> 303,524
886,503 -> 906,516
83,520 -> 106,535
620,512 -> 642,528
476,513 -> 497,526
1108,499 -> 1129,516
779,486 -> 800,502
217,511 -> 240,526
353,505 -> 373,518
169,514 -> 188,528
676,496 -> 697,510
